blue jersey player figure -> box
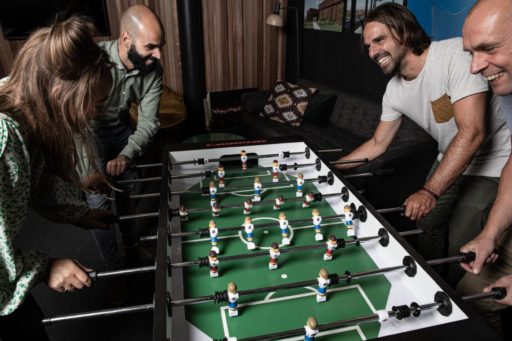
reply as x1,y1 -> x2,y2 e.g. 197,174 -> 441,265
316,268 -> 330,302
209,181 -> 217,206
304,317 -> 319,341
296,172 -> 305,197
244,216 -> 256,250
211,202 -> 221,217
209,220 -> 220,254
227,282 -> 239,317
253,176 -> 262,202
312,208 -> 323,241
208,250 -> 219,278
343,205 -> 355,237
279,212 -> 291,245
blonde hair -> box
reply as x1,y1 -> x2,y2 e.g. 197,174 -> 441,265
0,17 -> 111,186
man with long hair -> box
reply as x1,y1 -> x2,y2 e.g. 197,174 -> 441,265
84,4 -> 165,303
336,3 -> 510,286
0,17 -> 113,341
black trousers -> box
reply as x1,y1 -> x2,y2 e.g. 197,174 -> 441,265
0,293 -> 48,341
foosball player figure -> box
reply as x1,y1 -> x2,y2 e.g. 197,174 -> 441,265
253,176 -> 262,202
209,250 -> 219,278
343,204 -> 355,237
273,195 -> 285,210
243,199 -> 253,215
312,208 -> 323,241
227,282 -> 239,317
209,220 -> 220,254
179,205 -> 188,222
304,317 -> 319,341
211,202 -> 221,217
316,268 -> 330,303
269,242 -> 280,270
241,150 -> 248,171
217,164 -> 225,188
272,160 -> 279,182
244,216 -> 256,250
209,181 -> 217,206
279,212 -> 291,245
303,192 -> 315,208
323,234 -> 337,261
296,172 -> 305,197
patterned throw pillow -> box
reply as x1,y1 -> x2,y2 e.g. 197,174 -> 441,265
259,81 -> 317,127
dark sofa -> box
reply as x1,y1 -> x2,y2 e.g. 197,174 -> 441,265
227,81 -> 438,229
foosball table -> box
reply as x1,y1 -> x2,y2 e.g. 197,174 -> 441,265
152,136 -> 501,341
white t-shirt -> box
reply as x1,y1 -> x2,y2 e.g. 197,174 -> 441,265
381,38 -> 510,177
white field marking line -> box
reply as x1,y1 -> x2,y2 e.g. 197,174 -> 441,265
222,171 -> 271,181
280,326 -> 366,341
221,284 -> 370,340
182,220 -> 344,244
238,217 -> 294,250
229,184 -> 294,196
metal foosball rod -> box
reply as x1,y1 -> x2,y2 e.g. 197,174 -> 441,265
328,158 -> 369,166
170,228 -> 415,269
170,171 -> 335,196
343,168 -> 395,179
156,204 -> 401,239
171,147 -> 312,167
86,265 -> 156,280
213,288 -> 507,341
170,256 -> 418,306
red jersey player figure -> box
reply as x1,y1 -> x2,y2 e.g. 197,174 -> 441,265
312,208 -> 323,241
240,150 -> 248,170
243,199 -> 253,215
303,192 -> 315,208
211,202 -> 220,217
208,250 -> 219,278
296,172 -> 305,197
316,268 -> 330,302
209,219 -> 220,254
209,181 -> 217,206
227,282 -> 239,317
304,317 -> 319,341
273,195 -> 285,210
217,164 -> 225,188
343,204 -> 355,237
269,242 -> 280,270
324,234 -> 337,261
279,212 -> 291,245
244,216 -> 256,250
179,205 -> 188,222
272,159 -> 279,183
253,176 -> 262,202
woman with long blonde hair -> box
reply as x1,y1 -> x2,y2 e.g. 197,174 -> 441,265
0,17 -> 113,340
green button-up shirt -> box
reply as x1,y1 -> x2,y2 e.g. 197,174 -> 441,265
96,40 -> 163,160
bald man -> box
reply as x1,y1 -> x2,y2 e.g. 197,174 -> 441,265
85,4 -> 165,303
457,0 -> 512,333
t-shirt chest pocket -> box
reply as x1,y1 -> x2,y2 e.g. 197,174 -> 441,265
431,93 -> 454,123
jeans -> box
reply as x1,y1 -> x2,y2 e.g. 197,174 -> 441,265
86,123 -> 140,269
416,161 -> 499,286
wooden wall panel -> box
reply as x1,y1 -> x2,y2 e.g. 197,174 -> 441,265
202,0 -> 286,92
0,0 -> 183,94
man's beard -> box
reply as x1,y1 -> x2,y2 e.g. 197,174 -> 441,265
128,45 -> 158,76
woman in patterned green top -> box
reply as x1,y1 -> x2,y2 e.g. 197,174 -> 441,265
0,17 -> 114,341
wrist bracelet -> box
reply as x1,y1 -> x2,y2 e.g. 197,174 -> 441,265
421,187 -> 439,200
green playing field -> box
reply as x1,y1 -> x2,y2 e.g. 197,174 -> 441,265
177,164 -> 391,340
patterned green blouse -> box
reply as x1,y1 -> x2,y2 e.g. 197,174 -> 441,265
0,113 -> 90,316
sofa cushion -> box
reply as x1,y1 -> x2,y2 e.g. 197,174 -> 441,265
260,81 -> 317,127
302,93 -> 337,127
